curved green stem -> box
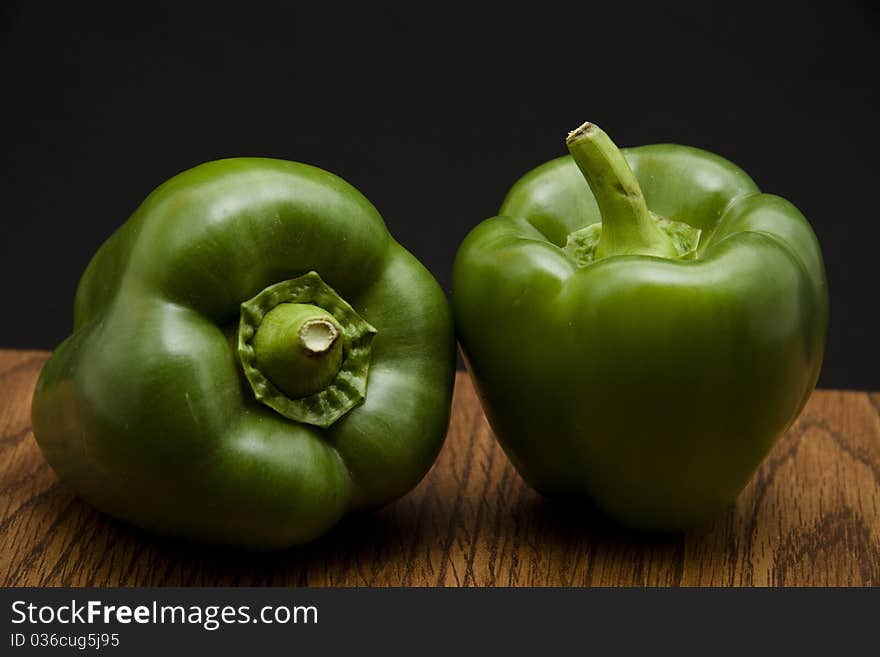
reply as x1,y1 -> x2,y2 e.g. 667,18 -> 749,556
566,122 -> 677,259
252,303 -> 344,399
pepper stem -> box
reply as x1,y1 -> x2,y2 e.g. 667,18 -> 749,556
299,318 -> 339,355
252,303 -> 344,399
566,122 -> 677,259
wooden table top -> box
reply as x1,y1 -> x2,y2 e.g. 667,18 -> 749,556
1,349 -> 877,586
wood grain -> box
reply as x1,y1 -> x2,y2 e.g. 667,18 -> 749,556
1,350 -> 877,586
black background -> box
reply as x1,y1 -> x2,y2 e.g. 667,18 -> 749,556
2,1 -> 877,388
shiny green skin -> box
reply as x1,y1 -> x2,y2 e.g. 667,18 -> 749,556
453,145 -> 828,531
32,158 -> 456,549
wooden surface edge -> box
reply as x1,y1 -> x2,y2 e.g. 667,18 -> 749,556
1,349 -> 878,586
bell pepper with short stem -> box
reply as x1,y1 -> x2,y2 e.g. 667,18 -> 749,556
32,158 -> 456,549
453,122 -> 828,531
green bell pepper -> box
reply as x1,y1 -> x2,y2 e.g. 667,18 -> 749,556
32,158 -> 456,548
453,122 -> 828,531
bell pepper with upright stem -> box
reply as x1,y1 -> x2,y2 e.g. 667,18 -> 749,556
453,122 -> 828,531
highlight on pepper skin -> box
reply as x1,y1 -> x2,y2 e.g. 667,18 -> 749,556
452,121 -> 828,532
